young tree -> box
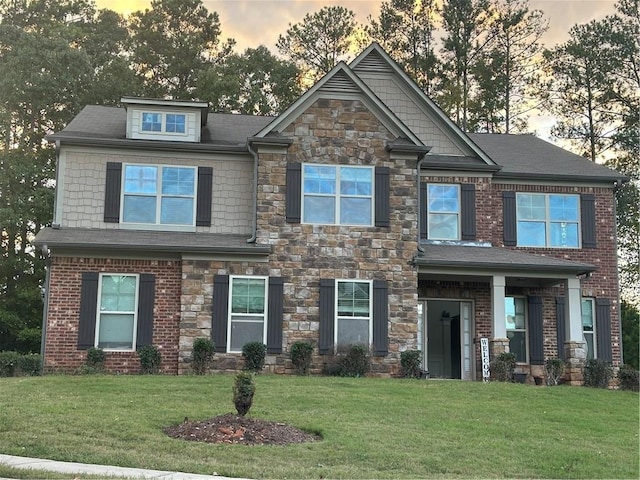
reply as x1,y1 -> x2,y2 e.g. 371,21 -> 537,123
276,6 -> 357,83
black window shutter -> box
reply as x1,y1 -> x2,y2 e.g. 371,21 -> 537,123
267,277 -> 284,354
78,272 -> 99,349
581,194 -> 597,248
136,274 -> 155,347
420,183 -> 427,240
556,297 -> 566,360
372,279 -> 389,357
595,298 -> 612,362
461,183 -> 476,241
104,162 -> 122,223
212,275 -> 229,353
528,295 -> 544,365
196,167 -> 213,227
375,166 -> 390,227
318,279 -> 335,355
286,162 -> 301,223
503,191 -> 517,246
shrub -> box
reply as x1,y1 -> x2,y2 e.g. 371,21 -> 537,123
192,338 -> 214,375
544,358 -> 565,386
324,344 -> 370,377
242,342 -> 267,373
290,340 -> 314,375
138,345 -> 161,374
233,372 -> 255,416
583,358 -> 613,388
490,352 -> 516,382
0,351 -> 19,377
86,347 -> 106,370
0,352 -> 42,377
617,364 -> 639,392
400,350 -> 422,379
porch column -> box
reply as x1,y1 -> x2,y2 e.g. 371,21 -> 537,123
490,275 -> 509,358
564,277 -> 586,385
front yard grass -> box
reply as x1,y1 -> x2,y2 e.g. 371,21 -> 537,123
0,375 -> 638,479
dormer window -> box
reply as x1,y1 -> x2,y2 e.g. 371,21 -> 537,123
140,112 -> 186,135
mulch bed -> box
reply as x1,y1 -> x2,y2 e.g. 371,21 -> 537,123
163,413 -> 321,445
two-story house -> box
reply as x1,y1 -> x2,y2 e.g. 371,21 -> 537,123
34,44 -> 625,383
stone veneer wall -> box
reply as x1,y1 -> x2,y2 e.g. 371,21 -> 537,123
44,256 -> 181,374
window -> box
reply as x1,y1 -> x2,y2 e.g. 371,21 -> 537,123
228,276 -> 267,352
427,184 -> 460,240
582,298 -> 596,360
506,296 -> 527,363
96,274 -> 138,350
336,280 -> 372,345
516,193 -> 579,247
122,164 -> 196,226
141,112 -> 186,135
302,165 -> 373,225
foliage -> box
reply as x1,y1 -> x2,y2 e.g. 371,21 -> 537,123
583,358 -> 613,388
324,344 -> 370,377
0,351 -> 41,377
620,301 -> 639,369
543,358 -> 565,386
85,347 -> 105,372
290,340 -> 314,375
617,364 -> 639,392
400,349 -> 422,379
490,352 -> 516,382
138,345 -> 162,374
191,338 -> 214,375
232,372 -> 255,416
241,342 -> 267,373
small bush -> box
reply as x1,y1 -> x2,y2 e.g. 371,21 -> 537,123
583,358 -> 613,388
242,342 -> 267,373
290,340 -> 314,375
233,372 -> 256,416
85,347 -> 106,371
138,345 -> 161,374
0,351 -> 41,377
490,352 -> 516,382
324,344 -> 370,377
0,351 -> 20,377
400,350 -> 422,379
544,358 -> 565,386
192,338 -> 214,375
617,364 -> 639,392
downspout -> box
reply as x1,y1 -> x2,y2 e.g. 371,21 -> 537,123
40,249 -> 50,374
246,141 -> 258,243
613,179 -> 623,365
416,153 -> 427,254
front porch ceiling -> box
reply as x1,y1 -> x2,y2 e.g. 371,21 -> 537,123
418,271 -> 570,289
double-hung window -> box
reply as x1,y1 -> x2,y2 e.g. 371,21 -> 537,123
228,276 -> 268,352
336,280 -> 372,346
581,298 -> 596,360
122,164 -> 196,226
141,112 -> 186,135
96,274 -> 138,350
505,296 -> 527,363
427,184 -> 460,240
516,193 -> 579,247
302,165 -> 373,225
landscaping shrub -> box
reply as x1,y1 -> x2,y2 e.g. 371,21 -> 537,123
0,351 -> 41,377
324,344 -> 370,377
242,342 -> 267,373
400,350 -> 422,379
290,340 -> 313,375
490,352 -> 516,382
544,358 -> 565,386
79,347 -> 106,374
191,338 -> 214,375
617,364 -> 639,392
138,345 -> 161,374
583,358 -> 613,388
233,372 -> 255,416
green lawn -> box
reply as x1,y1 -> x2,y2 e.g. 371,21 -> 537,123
0,375 -> 638,479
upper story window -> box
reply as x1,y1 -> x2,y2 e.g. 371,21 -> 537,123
122,164 -> 196,226
427,184 -> 460,240
140,112 -> 186,135
336,280 -> 372,346
506,296 -> 527,363
516,193 -> 579,248
581,298 -> 596,360
302,165 -> 373,225
228,276 -> 268,353
96,274 -> 138,351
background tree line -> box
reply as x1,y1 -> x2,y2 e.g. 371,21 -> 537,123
0,0 -> 637,368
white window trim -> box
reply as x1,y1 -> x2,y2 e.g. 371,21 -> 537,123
227,275 -> 269,353
120,163 -> 198,230
301,164 -> 374,226
581,298 -> 597,359
516,193 -> 581,249
427,183 -> 461,241
139,111 -> 187,137
95,273 -> 139,352
334,279 -> 373,347
505,296 -> 528,364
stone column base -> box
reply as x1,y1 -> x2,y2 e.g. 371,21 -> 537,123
563,340 -> 587,385
490,338 -> 510,358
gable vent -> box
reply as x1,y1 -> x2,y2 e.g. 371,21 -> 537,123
319,70 -> 361,95
352,50 -> 394,73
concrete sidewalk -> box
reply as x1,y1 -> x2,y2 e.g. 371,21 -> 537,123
0,454 -> 244,479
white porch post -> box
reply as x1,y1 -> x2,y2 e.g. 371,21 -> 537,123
564,277 -> 587,385
490,275 -> 509,357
